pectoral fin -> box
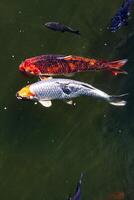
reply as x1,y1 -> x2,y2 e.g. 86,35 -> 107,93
64,73 -> 74,77
39,100 -> 52,107
64,100 -> 76,106
39,76 -> 53,81
65,100 -> 73,105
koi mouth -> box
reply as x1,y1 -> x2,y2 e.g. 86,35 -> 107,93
16,92 -> 37,101
16,92 -> 21,99
16,96 -> 22,100
16,92 -> 29,100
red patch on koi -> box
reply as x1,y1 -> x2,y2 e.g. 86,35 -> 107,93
19,60 -> 40,76
19,55 -> 128,76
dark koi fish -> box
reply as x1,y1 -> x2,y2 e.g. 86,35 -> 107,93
109,0 -> 134,32
19,54 -> 128,77
44,22 -> 80,35
68,173 -> 83,200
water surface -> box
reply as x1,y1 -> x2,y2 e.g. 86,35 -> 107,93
0,0 -> 134,199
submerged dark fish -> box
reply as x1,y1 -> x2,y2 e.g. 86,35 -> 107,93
109,0 -> 134,32
68,173 -> 83,200
44,22 -> 80,35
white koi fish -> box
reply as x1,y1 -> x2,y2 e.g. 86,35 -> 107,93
16,78 -> 127,107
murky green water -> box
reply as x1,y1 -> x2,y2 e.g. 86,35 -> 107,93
0,0 -> 134,199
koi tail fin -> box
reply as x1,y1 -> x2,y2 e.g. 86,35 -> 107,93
109,94 -> 128,106
107,59 -> 128,76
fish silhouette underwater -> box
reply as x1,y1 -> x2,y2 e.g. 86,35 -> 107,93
68,173 -> 83,200
109,0 -> 134,32
44,22 -> 80,35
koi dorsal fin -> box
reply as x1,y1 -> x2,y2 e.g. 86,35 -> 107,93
61,55 -> 96,63
57,55 -> 73,60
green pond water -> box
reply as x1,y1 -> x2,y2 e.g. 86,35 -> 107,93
0,0 -> 134,199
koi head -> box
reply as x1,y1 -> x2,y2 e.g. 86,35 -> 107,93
16,85 -> 36,100
19,61 -> 41,76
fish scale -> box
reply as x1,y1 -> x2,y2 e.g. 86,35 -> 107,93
29,79 -> 109,101
30,80 -> 63,100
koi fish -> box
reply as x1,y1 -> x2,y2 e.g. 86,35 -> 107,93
44,22 -> 80,35
16,78 -> 127,107
19,55 -> 128,77
109,0 -> 134,32
68,173 -> 83,200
